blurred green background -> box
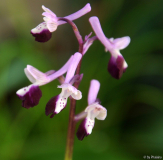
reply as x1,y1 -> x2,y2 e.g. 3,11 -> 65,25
0,0 -> 163,160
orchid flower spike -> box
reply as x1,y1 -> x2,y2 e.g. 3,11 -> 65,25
16,55 -> 74,109
76,79 -> 107,140
89,16 -> 131,79
31,3 -> 91,42
46,52 -> 82,118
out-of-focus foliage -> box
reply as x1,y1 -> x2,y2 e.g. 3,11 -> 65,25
0,0 -> 163,160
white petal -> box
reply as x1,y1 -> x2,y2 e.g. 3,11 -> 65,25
112,36 -> 131,50
46,21 -> 58,32
55,95 -> 67,114
71,89 -> 82,100
58,83 -> 82,100
16,84 -> 33,96
123,60 -> 128,69
85,103 -> 107,120
85,117 -> 95,134
24,68 -> 36,83
31,22 -> 48,34
42,5 -> 56,16
25,65 -> 50,86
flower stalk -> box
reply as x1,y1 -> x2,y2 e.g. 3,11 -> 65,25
63,19 -> 83,160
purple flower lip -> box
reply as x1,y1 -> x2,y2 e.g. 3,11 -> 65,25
108,55 -> 127,79
46,95 -> 59,118
30,29 -> 52,42
16,85 -> 42,109
76,118 -> 89,141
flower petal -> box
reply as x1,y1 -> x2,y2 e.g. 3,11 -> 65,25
76,118 -> 94,140
58,3 -> 91,25
108,55 -> 127,79
42,5 -> 56,15
58,83 -> 82,100
112,36 -> 131,50
48,55 -> 74,82
46,94 -> 67,118
71,89 -> 82,100
89,16 -> 112,50
25,65 -> 49,85
24,68 -> 36,84
45,95 -> 59,118
39,6 -> 58,39
64,52 -> 82,83
46,20 -> 58,32
88,79 -> 100,105
31,22 -> 52,42
85,103 -> 107,120
45,70 -> 56,76
76,118 -> 88,140
16,85 -> 42,109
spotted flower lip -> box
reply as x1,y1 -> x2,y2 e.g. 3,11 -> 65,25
76,80 -> 107,140
45,52 -> 82,117
31,3 -> 91,42
89,16 -> 130,79
46,95 -> 64,118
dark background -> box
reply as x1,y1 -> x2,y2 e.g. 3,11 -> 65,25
0,0 -> 163,160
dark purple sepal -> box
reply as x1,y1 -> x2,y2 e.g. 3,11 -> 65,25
30,29 -> 52,42
17,86 -> 42,109
45,95 -> 59,118
76,118 -> 89,141
108,55 -> 126,79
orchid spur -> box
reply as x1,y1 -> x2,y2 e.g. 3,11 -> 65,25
89,16 -> 130,79
76,79 -> 107,140
31,3 -> 91,42
45,52 -> 82,118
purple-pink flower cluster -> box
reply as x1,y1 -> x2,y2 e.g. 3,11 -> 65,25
17,3 -> 130,141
